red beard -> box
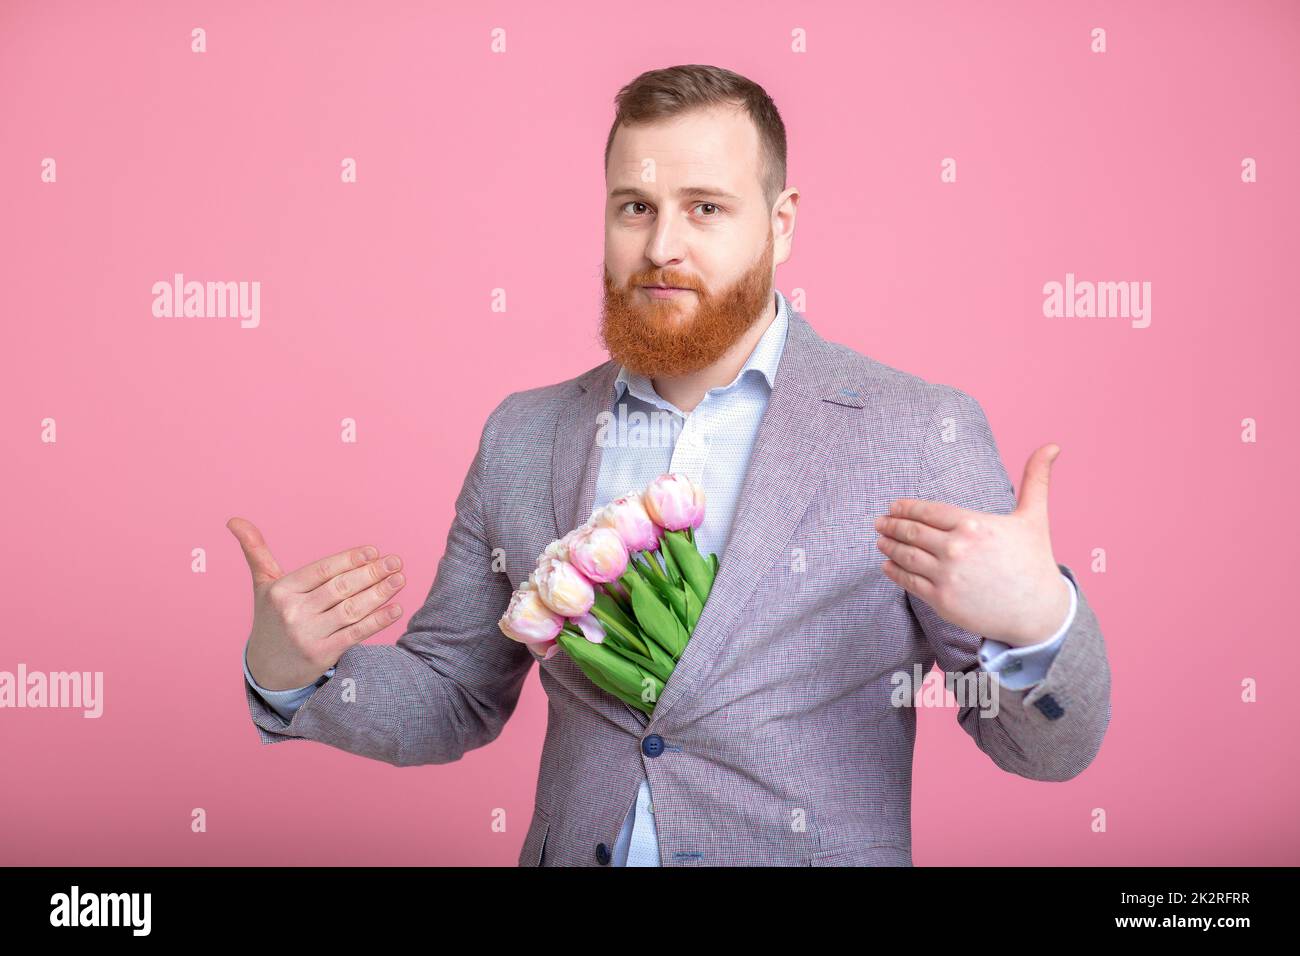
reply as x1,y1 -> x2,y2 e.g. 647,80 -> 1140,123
600,229 -> 775,378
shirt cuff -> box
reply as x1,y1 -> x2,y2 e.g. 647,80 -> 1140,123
976,571 -> 1077,691
243,636 -> 335,722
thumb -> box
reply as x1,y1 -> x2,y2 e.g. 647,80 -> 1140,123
227,516 -> 283,586
1014,444 -> 1060,520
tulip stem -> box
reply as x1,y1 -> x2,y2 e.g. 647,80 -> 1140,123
602,582 -> 634,619
638,550 -> 668,583
588,605 -> 652,659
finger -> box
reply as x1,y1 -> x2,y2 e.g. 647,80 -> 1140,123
278,544 -> 380,594
875,534 -> 941,579
321,596 -> 405,658
874,515 -> 948,557
881,559 -> 937,602
306,553 -> 404,615
887,498 -> 964,530
322,570 -> 408,638
227,517 -> 285,587
1015,444 -> 1060,519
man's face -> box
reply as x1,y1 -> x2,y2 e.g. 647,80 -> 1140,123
601,105 -> 778,378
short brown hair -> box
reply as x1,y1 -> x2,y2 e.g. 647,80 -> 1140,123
604,64 -> 788,210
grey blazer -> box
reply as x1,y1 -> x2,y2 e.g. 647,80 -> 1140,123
245,305 -> 1111,866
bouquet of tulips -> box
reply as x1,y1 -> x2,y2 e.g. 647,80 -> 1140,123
497,473 -> 718,715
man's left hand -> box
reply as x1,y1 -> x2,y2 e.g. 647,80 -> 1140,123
873,443 -> 1072,647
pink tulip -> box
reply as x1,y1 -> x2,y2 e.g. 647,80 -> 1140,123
643,473 -> 706,531
536,527 -> 584,567
591,490 -> 662,552
567,524 -> 629,584
572,612 -> 606,644
531,557 -> 595,617
498,580 -> 563,644
527,639 -> 561,661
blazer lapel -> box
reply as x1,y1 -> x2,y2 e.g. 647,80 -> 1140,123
548,307 -> 869,733
644,309 -> 869,731
552,361 -> 619,539
551,360 -> 651,729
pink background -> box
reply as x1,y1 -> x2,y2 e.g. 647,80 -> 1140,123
2,0 -> 1297,865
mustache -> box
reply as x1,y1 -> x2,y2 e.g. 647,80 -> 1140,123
628,273 -> 705,293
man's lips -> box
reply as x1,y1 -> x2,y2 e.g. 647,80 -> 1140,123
640,284 -> 694,299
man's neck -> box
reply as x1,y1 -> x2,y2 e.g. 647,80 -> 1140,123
651,293 -> 778,415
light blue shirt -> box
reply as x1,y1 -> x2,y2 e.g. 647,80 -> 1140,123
244,287 -> 1076,866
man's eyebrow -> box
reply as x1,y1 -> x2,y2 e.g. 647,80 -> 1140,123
608,185 -> 744,202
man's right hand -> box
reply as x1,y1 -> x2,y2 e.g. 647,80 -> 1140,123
228,517 -> 408,691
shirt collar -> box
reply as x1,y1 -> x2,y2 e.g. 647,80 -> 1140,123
612,287 -> 790,408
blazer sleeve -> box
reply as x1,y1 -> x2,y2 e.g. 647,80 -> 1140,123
904,385 -> 1112,782
243,396 -> 536,766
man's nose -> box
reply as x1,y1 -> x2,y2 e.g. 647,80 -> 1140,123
645,219 -> 688,267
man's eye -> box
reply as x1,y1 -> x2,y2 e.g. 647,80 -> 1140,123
619,201 -> 720,217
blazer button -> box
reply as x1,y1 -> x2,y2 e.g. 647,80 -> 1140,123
642,734 -> 664,757
596,842 -> 611,865
1034,693 -> 1065,721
